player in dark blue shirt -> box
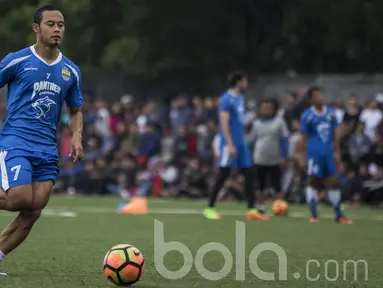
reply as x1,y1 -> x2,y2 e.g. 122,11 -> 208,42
204,72 -> 268,220
300,87 -> 352,224
0,5 -> 84,273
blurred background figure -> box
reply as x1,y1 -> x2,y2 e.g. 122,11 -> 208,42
247,99 -> 289,202
0,1 -> 382,210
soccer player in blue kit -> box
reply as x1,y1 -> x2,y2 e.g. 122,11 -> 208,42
203,72 -> 269,220
0,5 -> 84,274
300,87 -> 352,224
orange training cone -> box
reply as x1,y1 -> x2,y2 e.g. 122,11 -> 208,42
119,197 -> 148,215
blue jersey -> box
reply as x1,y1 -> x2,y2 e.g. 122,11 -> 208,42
0,46 -> 83,156
218,90 -> 246,146
300,106 -> 339,177
216,91 -> 252,168
300,106 -> 338,155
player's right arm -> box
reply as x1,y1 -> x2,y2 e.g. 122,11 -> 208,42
219,96 -> 236,156
280,118 -> 289,165
0,53 -> 16,88
299,112 -> 308,169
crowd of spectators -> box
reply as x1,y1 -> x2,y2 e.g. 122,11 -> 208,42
1,88 -> 381,208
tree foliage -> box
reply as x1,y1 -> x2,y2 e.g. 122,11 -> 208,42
2,0 -> 383,84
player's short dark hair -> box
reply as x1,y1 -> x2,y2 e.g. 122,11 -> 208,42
307,86 -> 322,99
227,71 -> 247,88
33,5 -> 60,25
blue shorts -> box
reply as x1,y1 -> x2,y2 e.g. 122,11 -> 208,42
218,143 -> 252,169
0,149 -> 59,192
306,153 -> 336,178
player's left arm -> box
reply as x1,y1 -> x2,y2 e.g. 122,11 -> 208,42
212,134 -> 219,160
331,112 -> 341,162
299,112 -> 308,168
65,65 -> 84,162
68,106 -> 83,139
245,120 -> 257,146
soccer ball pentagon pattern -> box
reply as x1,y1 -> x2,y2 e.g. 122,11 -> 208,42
103,244 -> 145,286
272,199 -> 289,216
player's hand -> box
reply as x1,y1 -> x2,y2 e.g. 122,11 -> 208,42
70,133 -> 83,163
228,144 -> 236,157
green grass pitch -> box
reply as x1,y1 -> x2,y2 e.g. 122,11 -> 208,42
0,196 -> 382,287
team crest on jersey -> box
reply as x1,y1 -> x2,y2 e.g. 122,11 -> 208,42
326,114 -> 332,121
32,96 -> 56,119
316,122 -> 330,142
61,67 -> 71,81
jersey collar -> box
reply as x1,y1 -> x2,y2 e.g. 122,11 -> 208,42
228,89 -> 242,97
30,45 -> 62,66
311,106 -> 327,116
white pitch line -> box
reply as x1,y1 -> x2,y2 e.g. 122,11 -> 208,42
42,210 -> 77,218
48,206 -> 383,221
3,204 -> 380,221
0,210 -> 77,218
149,209 -> 383,221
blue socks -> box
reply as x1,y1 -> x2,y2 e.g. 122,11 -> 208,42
334,204 -> 342,220
308,199 -> 318,218
305,186 -> 318,218
306,187 -> 343,220
328,189 -> 343,220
